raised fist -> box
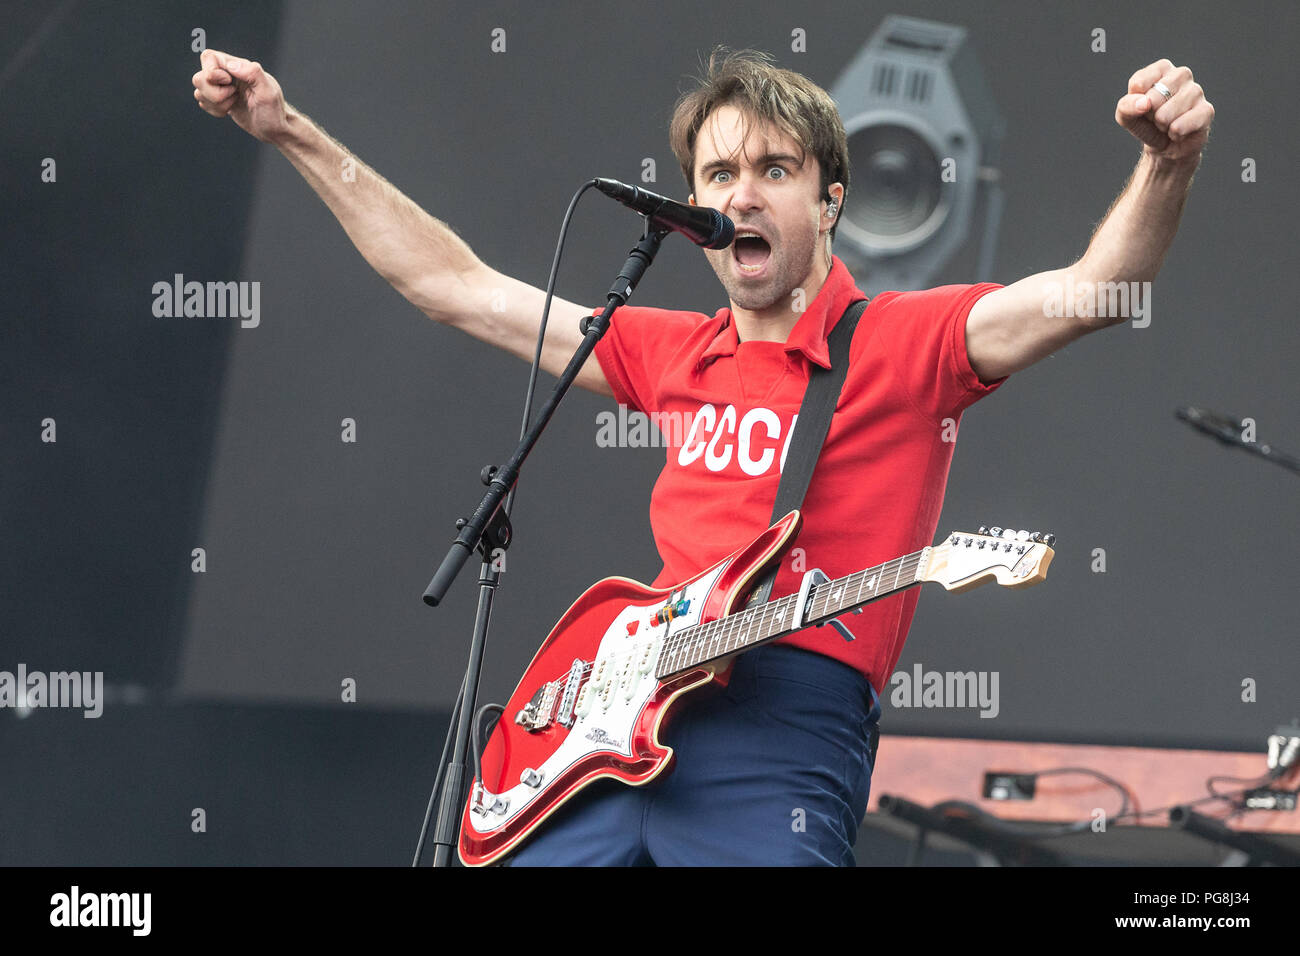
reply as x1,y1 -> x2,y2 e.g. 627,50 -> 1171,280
192,49 -> 289,143
1115,59 -> 1214,164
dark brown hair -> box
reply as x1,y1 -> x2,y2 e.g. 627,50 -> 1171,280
668,47 -> 850,238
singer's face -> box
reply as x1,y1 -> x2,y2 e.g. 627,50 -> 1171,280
691,105 -> 828,315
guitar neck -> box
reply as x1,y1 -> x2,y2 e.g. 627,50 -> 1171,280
655,548 -> 929,679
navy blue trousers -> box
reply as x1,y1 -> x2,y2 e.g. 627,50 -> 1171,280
503,643 -> 881,866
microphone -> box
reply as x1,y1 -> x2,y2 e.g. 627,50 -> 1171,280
1175,405 -> 1247,446
1176,404 -> 1300,476
594,178 -> 734,249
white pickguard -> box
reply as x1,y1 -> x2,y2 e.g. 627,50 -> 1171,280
467,564 -> 727,834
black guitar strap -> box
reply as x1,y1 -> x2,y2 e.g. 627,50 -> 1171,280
746,296 -> 870,608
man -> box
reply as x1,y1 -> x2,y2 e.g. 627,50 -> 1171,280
192,47 -> 1212,865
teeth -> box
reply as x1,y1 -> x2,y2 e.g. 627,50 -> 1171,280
733,230 -> 769,273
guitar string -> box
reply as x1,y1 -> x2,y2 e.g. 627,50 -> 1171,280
536,538 -> 1026,712
667,554 -> 921,658
548,553 -> 925,696
657,552 -> 926,677
534,555 -> 926,724
653,557 -> 910,673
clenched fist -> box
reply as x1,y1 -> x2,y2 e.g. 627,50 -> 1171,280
1115,59 -> 1214,164
192,49 -> 289,143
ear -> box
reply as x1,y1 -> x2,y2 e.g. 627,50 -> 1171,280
822,182 -> 845,229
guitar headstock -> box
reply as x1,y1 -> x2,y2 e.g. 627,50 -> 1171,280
921,526 -> 1055,592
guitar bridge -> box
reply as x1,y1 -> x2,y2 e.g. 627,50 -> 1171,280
514,680 -> 560,731
514,660 -> 589,732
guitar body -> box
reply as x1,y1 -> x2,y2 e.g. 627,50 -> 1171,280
457,510 -> 1056,866
458,511 -> 803,867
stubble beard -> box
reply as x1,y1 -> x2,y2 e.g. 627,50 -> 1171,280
706,225 -> 820,314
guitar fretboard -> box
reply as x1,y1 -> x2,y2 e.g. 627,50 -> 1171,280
654,548 -> 928,679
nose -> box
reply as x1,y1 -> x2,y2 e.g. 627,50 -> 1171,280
722,171 -> 765,216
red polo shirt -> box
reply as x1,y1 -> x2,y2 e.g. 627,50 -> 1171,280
593,255 -> 1005,694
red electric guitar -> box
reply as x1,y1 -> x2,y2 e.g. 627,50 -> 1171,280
459,510 -> 1055,865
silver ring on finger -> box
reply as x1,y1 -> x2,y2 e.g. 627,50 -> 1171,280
1152,81 -> 1174,101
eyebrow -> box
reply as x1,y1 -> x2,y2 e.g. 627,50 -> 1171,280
698,151 -> 805,180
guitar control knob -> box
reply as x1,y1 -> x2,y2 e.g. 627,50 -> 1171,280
1029,532 -> 1041,542
989,527 -> 1002,537
648,598 -> 691,627
1043,533 -> 1056,546
520,768 -> 543,788
977,526 -> 989,535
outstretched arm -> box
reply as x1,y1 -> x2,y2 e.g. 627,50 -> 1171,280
191,49 -> 612,396
964,59 -> 1215,382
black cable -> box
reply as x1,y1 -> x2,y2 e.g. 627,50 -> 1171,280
1207,766 -> 1290,797
472,703 -> 507,796
929,762 -> 1295,848
928,758 -> 1298,845
413,180 -> 598,866
1118,767 -> 1297,824
1120,792 -> 1241,823
468,178 -> 598,808
927,766 -> 1133,840
506,179 -> 600,513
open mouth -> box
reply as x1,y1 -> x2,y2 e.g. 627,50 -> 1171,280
732,232 -> 772,275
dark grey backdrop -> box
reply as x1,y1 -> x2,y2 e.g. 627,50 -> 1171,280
6,0 -> 1298,757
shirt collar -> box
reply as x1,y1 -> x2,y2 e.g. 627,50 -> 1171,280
694,255 -> 864,375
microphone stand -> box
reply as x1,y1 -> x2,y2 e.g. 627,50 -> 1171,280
419,221 -> 668,867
